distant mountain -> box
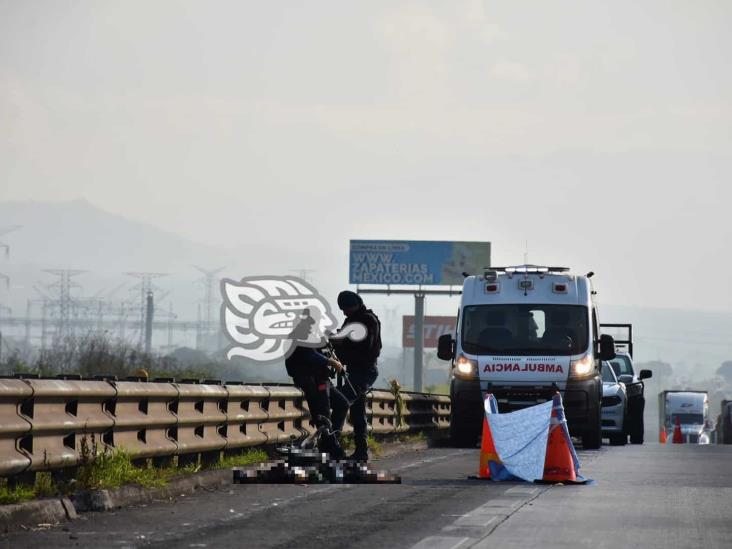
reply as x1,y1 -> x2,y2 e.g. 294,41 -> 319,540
0,199 -> 227,273
0,199 -> 231,318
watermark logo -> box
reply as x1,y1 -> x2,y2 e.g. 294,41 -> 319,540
220,276 -> 366,363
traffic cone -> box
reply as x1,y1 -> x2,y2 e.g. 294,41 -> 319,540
543,393 -> 577,482
659,428 -> 667,444
478,393 -> 500,479
672,416 -> 683,444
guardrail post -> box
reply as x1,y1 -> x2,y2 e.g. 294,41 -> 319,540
174,381 -> 227,466
0,378 -> 33,477
111,380 -> 179,462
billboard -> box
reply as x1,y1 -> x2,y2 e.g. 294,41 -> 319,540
402,315 -> 457,348
349,240 -> 491,286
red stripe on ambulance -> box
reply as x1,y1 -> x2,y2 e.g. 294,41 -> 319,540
483,363 -> 564,373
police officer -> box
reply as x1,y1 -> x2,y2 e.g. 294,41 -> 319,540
330,291 -> 381,461
285,311 -> 348,458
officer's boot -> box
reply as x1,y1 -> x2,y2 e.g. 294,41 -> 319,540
321,432 -> 345,460
348,435 -> 369,462
315,416 -> 345,459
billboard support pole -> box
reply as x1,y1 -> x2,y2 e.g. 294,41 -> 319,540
414,291 -> 425,392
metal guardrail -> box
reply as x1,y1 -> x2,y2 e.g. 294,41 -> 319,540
0,379 -> 450,477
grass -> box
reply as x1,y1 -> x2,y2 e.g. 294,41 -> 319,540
0,432 -> 422,505
216,449 -> 268,469
0,483 -> 35,505
76,449 -> 168,490
395,431 -> 427,444
339,434 -> 383,457
0,447 -> 272,506
0,473 -> 56,505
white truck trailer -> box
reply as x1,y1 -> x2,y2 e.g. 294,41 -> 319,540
658,390 -> 709,444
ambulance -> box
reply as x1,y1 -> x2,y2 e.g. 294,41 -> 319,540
437,265 -> 617,449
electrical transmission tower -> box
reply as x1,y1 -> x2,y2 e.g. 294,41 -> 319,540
0,225 -> 21,260
42,269 -> 86,341
0,225 -> 21,316
290,269 -> 316,283
194,266 -> 225,351
124,272 -> 167,348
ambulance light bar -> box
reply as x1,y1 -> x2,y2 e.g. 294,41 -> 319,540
487,265 -> 570,273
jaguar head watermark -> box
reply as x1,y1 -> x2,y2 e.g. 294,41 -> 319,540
220,276 -> 365,363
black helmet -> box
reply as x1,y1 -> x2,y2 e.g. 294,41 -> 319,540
337,290 -> 362,310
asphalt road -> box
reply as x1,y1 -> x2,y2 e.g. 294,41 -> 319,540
3,442 -> 731,549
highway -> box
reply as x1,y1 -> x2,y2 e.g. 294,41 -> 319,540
3,442 -> 730,549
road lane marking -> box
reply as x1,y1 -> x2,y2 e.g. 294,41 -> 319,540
411,535 -> 472,549
504,486 -> 538,495
393,450 -> 469,472
409,484 -> 550,548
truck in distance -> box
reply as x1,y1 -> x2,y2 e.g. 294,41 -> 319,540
659,390 -> 710,444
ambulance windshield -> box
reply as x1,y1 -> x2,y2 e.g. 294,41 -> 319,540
461,304 -> 589,356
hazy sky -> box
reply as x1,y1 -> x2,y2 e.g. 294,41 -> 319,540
2,1 -> 731,313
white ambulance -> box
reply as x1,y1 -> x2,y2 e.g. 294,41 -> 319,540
437,265 -> 617,449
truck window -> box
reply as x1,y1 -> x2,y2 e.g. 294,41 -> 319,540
609,355 -> 633,376
601,362 -> 616,383
671,413 -> 704,425
461,304 -> 588,356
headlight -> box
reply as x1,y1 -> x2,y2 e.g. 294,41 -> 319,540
570,354 -> 594,378
453,354 -> 478,380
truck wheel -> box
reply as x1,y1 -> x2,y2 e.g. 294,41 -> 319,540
450,416 -> 480,448
582,407 -> 602,450
629,413 -> 644,444
609,433 -> 627,446
628,397 -> 645,444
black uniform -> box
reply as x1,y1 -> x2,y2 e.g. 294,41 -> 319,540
331,305 -> 381,459
286,346 -> 348,433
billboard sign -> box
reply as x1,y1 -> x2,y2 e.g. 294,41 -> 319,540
402,315 -> 457,348
349,240 -> 491,286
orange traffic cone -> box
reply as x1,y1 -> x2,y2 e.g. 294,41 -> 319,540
478,394 -> 500,479
659,428 -> 667,444
543,394 -> 577,482
478,416 -> 499,479
672,416 -> 683,444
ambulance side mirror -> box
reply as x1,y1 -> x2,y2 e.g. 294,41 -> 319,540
599,334 -> 616,360
639,369 -> 652,380
437,334 -> 455,361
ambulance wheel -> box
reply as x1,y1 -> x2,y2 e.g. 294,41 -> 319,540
582,408 -> 602,450
450,418 -> 480,448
